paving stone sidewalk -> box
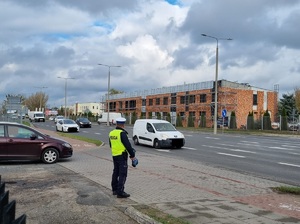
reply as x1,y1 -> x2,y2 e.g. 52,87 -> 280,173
40,128 -> 300,224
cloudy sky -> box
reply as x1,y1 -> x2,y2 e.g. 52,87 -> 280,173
1,0 -> 299,108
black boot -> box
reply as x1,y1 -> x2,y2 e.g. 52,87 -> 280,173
117,192 -> 130,198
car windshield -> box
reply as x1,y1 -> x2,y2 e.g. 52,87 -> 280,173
153,123 -> 176,131
79,118 -> 89,122
64,119 -> 76,124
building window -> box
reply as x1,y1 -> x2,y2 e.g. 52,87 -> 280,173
129,100 -> 136,109
180,112 -> 185,120
189,95 -> 195,104
253,94 -> 258,105
180,96 -> 185,104
212,93 -> 215,102
200,94 -> 206,103
156,98 -> 160,105
170,106 -> 176,112
149,99 -> 153,106
199,111 -> 206,116
171,96 -> 176,104
142,99 -> 146,106
163,97 -> 168,105
119,101 -> 123,109
189,111 -> 195,117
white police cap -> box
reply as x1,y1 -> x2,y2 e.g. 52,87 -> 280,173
116,117 -> 126,124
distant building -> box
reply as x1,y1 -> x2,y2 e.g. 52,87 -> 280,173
73,102 -> 104,116
100,80 -> 278,128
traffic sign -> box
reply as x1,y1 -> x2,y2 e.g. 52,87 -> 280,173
222,109 -> 227,118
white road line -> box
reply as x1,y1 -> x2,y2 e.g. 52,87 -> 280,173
205,137 -> 219,140
282,145 -> 300,148
237,143 -> 256,146
183,147 -> 197,150
269,146 -> 293,151
278,162 -> 300,168
217,152 -> 245,158
288,152 -> 300,156
240,141 -> 259,144
95,133 -> 101,135
202,145 -> 256,154
156,149 -> 170,152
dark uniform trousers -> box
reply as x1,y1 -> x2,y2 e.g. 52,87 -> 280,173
111,155 -> 128,194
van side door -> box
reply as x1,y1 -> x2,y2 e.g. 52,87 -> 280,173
143,122 -> 156,146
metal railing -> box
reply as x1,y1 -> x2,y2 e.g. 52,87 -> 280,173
0,176 -> 26,224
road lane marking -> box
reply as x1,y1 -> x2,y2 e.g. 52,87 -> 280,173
278,162 -> 300,168
156,149 -> 170,152
205,137 -> 219,140
183,147 -> 197,150
202,145 -> 256,154
217,152 -> 245,158
282,145 -> 299,148
269,147 -> 293,151
95,133 -> 101,135
288,152 -> 300,156
237,143 -> 257,146
240,141 -> 259,144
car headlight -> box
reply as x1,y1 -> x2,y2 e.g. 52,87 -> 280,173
62,142 -> 72,148
161,134 -> 169,140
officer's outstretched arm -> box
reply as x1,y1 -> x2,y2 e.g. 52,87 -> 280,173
120,132 -> 135,158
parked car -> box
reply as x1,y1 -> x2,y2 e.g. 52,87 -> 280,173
56,119 -> 79,133
49,116 -> 55,121
0,121 -> 73,164
54,115 -> 64,123
75,117 -> 92,128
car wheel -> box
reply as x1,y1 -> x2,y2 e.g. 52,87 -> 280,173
153,139 -> 161,149
62,127 -> 64,132
42,148 -> 59,164
56,126 -> 58,131
133,136 -> 139,145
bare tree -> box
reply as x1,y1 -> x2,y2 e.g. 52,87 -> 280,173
24,92 -> 49,111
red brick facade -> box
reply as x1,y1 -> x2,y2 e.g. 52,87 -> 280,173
106,80 -> 278,128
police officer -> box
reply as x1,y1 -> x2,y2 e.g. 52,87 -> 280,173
109,117 -> 136,198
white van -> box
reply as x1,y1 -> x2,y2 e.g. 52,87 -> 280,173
97,112 -> 122,125
133,119 -> 185,149
28,111 -> 45,122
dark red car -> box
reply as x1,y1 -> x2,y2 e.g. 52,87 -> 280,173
0,122 -> 73,164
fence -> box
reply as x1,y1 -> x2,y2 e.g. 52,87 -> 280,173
0,176 -> 26,224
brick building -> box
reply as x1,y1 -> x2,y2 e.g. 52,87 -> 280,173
101,80 -> 278,128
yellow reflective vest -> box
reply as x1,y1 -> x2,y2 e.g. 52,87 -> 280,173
109,129 -> 126,156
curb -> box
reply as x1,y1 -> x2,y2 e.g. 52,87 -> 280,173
124,206 -> 161,224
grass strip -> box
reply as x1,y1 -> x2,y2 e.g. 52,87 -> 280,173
57,133 -> 103,146
272,186 -> 300,195
133,204 -> 190,224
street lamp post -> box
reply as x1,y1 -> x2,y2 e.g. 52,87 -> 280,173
202,34 -> 232,135
98,63 -> 121,126
57,76 -> 75,118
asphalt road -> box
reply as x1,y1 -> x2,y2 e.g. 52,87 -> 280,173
34,120 -> 300,186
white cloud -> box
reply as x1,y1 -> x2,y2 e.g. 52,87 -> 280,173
1,0 -> 300,108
